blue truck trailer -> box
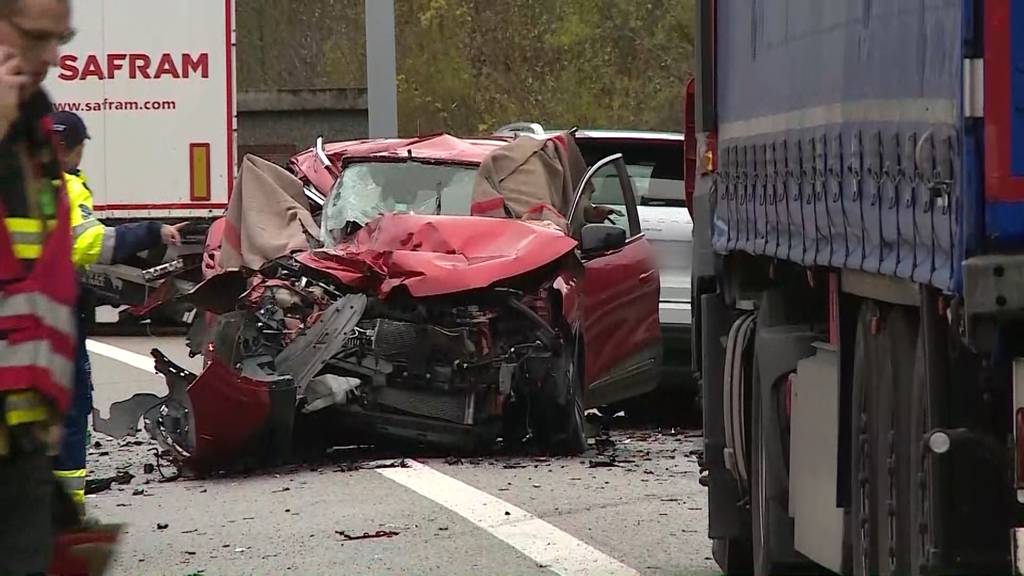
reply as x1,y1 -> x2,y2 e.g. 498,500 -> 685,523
688,1 -> 1024,574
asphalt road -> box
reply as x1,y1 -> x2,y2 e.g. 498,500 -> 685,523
85,335 -> 717,576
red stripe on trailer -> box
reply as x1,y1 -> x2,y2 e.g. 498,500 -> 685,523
985,0 -> 1024,201
93,203 -> 228,211
225,0 -> 235,199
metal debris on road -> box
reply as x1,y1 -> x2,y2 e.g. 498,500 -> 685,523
85,470 -> 135,494
360,459 -> 408,470
156,523 -> 169,530
132,488 -> 145,496
271,487 -> 291,493
336,530 -> 400,541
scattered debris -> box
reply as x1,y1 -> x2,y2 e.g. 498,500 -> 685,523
272,487 -> 291,493
156,523 -> 169,530
85,470 -> 135,495
184,551 -> 197,556
502,462 -> 528,469
588,458 -> 619,469
181,529 -> 198,534
504,511 -> 511,516
444,456 -> 464,466
234,547 -> 248,553
360,459 -> 408,471
143,463 -> 156,474
660,497 -> 683,503
92,440 -> 102,449
531,483 -> 541,488
336,530 -> 400,541
438,526 -> 449,531
132,488 -> 145,496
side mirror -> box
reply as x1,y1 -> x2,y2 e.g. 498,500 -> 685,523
580,224 -> 627,255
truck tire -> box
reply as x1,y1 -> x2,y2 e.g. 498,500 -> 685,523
849,303 -> 918,576
849,302 -> 880,576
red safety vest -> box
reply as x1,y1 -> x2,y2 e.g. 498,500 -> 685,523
0,184 -> 77,413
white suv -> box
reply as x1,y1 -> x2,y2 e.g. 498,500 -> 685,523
495,125 -> 693,388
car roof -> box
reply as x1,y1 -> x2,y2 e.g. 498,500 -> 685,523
322,134 -> 507,165
290,134 -> 510,195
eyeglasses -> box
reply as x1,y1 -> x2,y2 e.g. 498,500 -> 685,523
4,18 -> 75,49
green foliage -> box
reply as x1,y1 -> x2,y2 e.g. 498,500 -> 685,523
237,0 -> 695,136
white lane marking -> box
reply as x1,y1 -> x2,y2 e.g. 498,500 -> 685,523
378,460 -> 639,576
85,339 -> 155,373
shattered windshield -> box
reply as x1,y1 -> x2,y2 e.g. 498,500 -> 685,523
321,161 -> 478,246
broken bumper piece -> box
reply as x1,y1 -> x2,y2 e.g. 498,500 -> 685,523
93,350 -> 296,471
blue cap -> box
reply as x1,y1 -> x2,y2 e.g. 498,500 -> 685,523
51,111 -> 91,148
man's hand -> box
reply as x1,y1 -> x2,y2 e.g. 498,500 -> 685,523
0,48 -> 29,138
160,222 -> 187,246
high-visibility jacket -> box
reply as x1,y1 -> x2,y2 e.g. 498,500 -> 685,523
0,180 -> 77,414
65,170 -> 115,267
62,170 -> 164,269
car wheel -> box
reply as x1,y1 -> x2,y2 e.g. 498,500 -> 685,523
551,336 -> 587,456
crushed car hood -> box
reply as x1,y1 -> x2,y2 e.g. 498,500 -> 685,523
296,212 -> 578,297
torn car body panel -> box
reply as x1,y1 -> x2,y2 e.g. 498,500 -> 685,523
297,213 -> 579,298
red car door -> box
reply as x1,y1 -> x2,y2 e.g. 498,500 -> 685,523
570,154 -> 662,407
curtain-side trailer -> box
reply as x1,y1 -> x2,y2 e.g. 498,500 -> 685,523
688,1 -> 1024,574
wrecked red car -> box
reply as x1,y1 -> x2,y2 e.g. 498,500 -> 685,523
96,132 -> 662,469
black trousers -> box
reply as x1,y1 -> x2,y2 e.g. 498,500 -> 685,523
0,444 -> 54,576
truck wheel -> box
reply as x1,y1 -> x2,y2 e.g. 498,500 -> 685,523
849,303 -> 880,576
849,303 -> 918,576
908,334 -> 936,576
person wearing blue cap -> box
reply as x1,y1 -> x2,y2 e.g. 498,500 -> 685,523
50,109 -> 184,516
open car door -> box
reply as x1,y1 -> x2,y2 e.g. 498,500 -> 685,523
569,154 -> 662,407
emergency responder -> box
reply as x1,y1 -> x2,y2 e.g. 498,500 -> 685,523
49,109 -> 184,517
0,0 -> 78,573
